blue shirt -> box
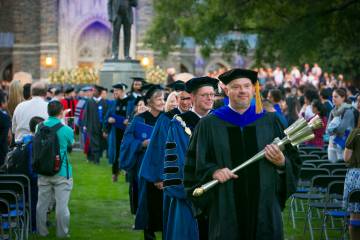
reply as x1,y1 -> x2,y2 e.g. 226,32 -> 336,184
42,117 -> 74,178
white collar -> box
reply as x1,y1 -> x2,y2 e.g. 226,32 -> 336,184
93,96 -> 102,102
191,108 -> 209,118
132,92 -> 141,98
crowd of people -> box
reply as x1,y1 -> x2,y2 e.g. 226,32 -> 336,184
0,62 -> 359,239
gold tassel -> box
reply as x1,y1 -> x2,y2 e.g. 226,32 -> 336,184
255,81 -> 263,114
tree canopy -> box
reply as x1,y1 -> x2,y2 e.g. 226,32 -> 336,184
145,0 -> 360,82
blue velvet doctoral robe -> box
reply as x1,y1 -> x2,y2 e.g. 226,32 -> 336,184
121,111 -> 161,230
163,111 -> 201,240
119,116 -> 145,172
104,98 -> 128,165
119,112 -> 156,215
136,109 -> 180,234
139,108 -> 181,183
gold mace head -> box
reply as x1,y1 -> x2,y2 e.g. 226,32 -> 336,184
192,188 -> 204,197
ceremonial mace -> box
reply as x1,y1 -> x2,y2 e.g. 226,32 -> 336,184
192,115 -> 323,197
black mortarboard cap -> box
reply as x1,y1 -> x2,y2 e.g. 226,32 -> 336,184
132,77 -> 145,82
94,84 -> 104,93
167,80 -> 186,91
112,83 -> 128,90
185,76 -> 218,93
81,86 -> 93,92
218,68 -> 258,85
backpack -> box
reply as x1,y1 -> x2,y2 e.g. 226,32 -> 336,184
341,107 -> 359,128
1,141 -> 31,175
32,122 -> 63,176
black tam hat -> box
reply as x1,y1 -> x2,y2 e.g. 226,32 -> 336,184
167,80 -> 186,91
219,68 -> 263,113
218,68 -> 258,85
185,77 -> 218,93
143,84 -> 163,104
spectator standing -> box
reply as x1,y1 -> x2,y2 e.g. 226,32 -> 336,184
311,63 -> 322,83
12,81 -> 48,142
7,79 -> 24,117
258,68 -> 267,86
299,88 -> 319,121
326,88 -> 355,162
305,100 -> 327,148
284,96 -> 300,126
302,63 -> 311,75
23,83 -> 32,100
290,66 -> 301,85
320,88 -> 334,118
273,66 -> 284,87
268,89 -> 288,127
36,101 -> 74,238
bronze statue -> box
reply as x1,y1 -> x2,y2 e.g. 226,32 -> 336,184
107,0 -> 138,60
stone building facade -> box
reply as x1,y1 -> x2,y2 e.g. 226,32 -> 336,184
0,0 -> 253,81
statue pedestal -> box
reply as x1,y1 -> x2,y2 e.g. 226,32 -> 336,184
99,59 -> 145,91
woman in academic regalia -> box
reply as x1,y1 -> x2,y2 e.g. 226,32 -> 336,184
119,85 -> 165,240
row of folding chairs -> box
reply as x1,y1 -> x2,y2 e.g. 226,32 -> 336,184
289,165 -> 359,240
299,145 -> 327,153
0,174 -> 32,240
302,161 -> 347,174
304,180 -> 360,240
290,173 -> 345,239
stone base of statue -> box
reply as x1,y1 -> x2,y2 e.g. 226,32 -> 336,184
99,59 -> 145,91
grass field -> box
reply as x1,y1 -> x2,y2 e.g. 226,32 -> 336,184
30,151 -> 347,240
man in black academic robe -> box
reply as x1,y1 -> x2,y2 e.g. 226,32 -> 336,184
83,85 -> 109,164
184,69 -> 301,240
103,83 -> 129,181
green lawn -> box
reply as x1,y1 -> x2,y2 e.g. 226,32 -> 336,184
30,151 -> 347,240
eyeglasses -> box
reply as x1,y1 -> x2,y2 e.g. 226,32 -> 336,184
199,93 -> 215,98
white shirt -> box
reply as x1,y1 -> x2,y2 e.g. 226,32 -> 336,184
12,96 -> 49,142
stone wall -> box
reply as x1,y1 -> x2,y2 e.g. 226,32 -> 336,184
12,0 -> 41,79
0,0 -> 15,79
2,0 -> 59,81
